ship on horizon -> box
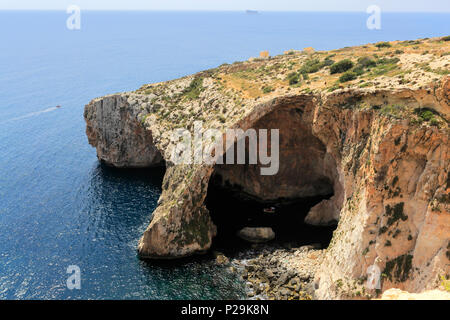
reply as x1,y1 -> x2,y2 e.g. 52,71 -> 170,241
246,10 -> 259,14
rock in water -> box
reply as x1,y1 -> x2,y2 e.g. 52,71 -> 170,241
213,251 -> 230,265
237,227 -> 275,243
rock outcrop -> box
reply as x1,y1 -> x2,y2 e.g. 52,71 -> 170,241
237,227 -> 276,243
85,37 -> 450,298
231,243 -> 324,300
84,95 -> 163,168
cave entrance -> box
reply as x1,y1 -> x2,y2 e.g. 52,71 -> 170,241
206,179 -> 336,252
205,103 -> 339,253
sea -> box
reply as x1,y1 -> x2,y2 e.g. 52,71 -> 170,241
0,10 -> 448,299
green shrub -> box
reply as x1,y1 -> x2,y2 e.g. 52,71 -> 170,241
298,58 -> 336,75
287,72 -> 300,85
262,86 -> 274,94
323,58 -> 335,66
369,57 -> 400,76
442,35 -> 450,41
330,59 -> 354,74
375,42 -> 392,48
359,82 -> 373,88
383,254 -> 413,282
377,57 -> 400,64
379,226 -> 388,235
327,83 -> 341,92
182,77 -> 204,100
357,57 -> 377,68
299,58 -> 329,74
420,110 -> 434,121
339,71 -> 357,82
430,118 -> 439,126
353,66 -> 365,76
385,202 -> 408,226
414,108 -> 441,125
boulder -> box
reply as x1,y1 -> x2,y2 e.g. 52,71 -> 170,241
237,227 -> 275,243
214,253 -> 229,265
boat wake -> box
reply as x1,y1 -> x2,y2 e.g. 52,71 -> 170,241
0,106 -> 60,124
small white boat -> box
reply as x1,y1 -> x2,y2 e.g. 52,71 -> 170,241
263,206 -> 276,214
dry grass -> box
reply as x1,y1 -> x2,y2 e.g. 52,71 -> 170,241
213,37 -> 450,100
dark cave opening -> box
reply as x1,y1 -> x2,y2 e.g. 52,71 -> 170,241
204,104 -> 340,254
206,174 -> 337,254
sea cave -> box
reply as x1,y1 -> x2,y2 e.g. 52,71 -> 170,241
205,103 -> 342,252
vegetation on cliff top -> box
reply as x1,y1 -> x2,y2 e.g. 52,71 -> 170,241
143,36 -> 449,96
132,36 -> 449,132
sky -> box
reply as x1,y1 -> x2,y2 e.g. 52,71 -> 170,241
1,0 -> 450,12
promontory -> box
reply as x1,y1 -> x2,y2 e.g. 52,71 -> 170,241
84,36 -> 450,299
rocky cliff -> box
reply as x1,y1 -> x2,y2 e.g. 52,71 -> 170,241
85,37 -> 450,299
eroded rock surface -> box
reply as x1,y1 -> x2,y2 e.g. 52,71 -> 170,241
85,95 -> 163,167
84,37 -> 450,298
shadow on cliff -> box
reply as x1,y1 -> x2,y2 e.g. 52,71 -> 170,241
202,103 -> 339,255
205,177 -> 337,255
94,162 -> 166,185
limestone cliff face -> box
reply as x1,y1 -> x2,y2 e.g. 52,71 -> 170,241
137,164 -> 217,258
213,97 -> 335,202
311,87 -> 449,299
84,37 -> 450,298
84,94 -> 163,168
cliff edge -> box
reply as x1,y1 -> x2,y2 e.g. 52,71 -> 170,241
85,37 -> 450,299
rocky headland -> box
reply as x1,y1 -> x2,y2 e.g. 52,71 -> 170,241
84,36 -> 450,299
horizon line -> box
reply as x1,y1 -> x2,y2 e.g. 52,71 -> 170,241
1,9 -> 450,14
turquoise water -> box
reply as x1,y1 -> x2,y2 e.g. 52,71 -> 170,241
0,11 -> 448,299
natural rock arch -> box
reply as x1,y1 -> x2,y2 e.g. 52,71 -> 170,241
85,76 -> 449,299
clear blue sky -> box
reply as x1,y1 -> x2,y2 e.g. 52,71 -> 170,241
1,0 -> 450,12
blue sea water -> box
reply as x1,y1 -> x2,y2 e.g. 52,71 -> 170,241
0,10 -> 448,299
